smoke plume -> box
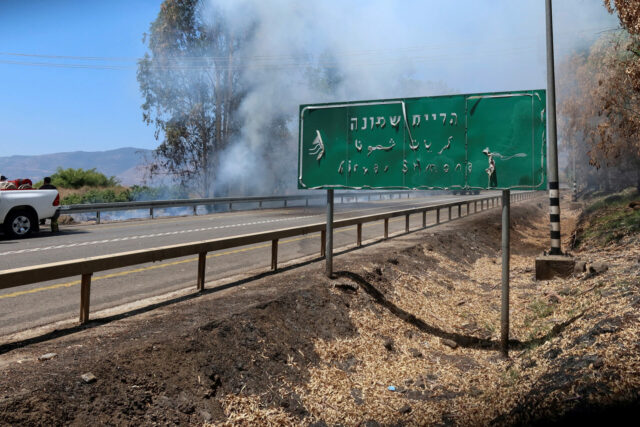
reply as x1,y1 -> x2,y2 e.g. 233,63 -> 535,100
197,0 -> 618,195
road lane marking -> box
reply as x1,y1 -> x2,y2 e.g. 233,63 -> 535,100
0,215 -> 315,256
0,218 -> 414,300
1,194 -> 476,258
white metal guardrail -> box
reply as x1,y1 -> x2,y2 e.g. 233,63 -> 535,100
60,190 -> 429,223
1,191 -> 541,324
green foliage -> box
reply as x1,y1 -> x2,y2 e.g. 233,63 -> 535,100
50,167 -> 119,189
61,189 -> 131,205
60,185 -> 190,205
584,188 -> 638,214
575,188 -> 640,247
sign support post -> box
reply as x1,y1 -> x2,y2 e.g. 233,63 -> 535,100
501,189 -> 510,357
326,189 -> 334,278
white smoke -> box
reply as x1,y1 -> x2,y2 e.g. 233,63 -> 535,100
199,0 -> 617,195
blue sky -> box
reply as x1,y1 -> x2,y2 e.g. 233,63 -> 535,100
0,0 -> 162,157
0,0 -> 618,157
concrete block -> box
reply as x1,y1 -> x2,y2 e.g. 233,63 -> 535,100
535,255 -> 576,280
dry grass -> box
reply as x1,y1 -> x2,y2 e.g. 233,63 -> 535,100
211,197 -> 640,425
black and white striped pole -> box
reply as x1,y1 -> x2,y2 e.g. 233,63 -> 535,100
545,0 -> 562,255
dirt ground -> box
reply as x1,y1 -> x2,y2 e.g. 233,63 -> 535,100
1,194 -> 639,426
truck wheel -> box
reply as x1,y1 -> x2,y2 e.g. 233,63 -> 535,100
4,210 -> 36,239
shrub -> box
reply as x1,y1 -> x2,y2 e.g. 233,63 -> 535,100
50,167 -> 120,189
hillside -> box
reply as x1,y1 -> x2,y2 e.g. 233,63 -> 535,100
0,147 -> 152,186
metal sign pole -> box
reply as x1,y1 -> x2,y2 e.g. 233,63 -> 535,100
501,189 -> 511,357
326,189 -> 334,277
545,0 -> 562,255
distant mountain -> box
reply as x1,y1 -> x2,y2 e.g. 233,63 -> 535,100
0,147 -> 153,186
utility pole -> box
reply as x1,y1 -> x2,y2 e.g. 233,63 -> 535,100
545,0 -> 562,255
535,0 -> 575,280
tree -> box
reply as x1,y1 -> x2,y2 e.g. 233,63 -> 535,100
604,1 -> 640,35
48,167 -> 119,189
559,31 -> 640,192
138,0 -> 243,197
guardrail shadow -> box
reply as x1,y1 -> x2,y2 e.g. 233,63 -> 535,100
333,271 -> 584,352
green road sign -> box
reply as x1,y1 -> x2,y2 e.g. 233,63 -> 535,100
298,90 -> 546,190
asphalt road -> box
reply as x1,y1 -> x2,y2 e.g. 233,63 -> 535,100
0,193 -> 496,336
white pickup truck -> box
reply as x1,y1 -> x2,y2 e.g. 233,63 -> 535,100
0,189 -> 60,238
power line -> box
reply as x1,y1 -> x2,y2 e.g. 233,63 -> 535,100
0,26 -> 619,72
0,46 -> 538,71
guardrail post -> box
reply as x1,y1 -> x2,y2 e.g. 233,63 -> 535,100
321,230 -> 326,257
229,202 -> 233,210
384,218 -> 389,239
271,239 -> 278,271
405,214 -> 410,232
466,202 -> 470,216
197,252 -> 206,291
259,201 -> 263,209
436,208 -> 440,224
79,273 -> 92,324
96,211 -> 101,224
357,223 -> 362,247
193,206 -> 197,216
448,206 -> 452,220
306,198 -> 309,207
422,210 -> 426,227
458,204 -> 462,218
474,200 -> 477,213
284,200 -> 287,207
150,207 -> 154,219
